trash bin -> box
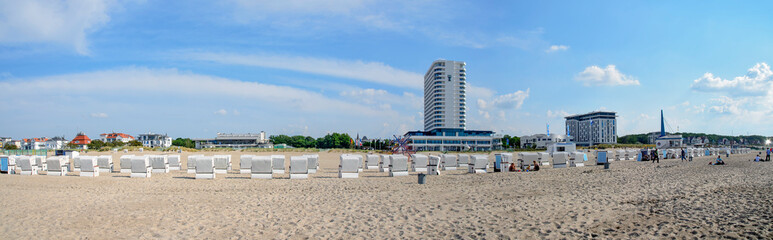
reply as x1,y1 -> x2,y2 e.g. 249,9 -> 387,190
418,173 -> 426,184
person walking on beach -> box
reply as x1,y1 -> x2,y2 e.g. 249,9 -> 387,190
767,148 -> 771,162
680,148 -> 686,162
652,149 -> 659,163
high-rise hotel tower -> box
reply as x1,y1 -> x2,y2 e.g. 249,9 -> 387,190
424,59 -> 467,132
406,59 -> 498,151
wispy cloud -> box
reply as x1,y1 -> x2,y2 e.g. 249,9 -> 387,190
546,110 -> 569,118
545,45 -> 569,53
214,109 -> 227,115
0,0 -> 118,55
575,65 -> 640,86
186,52 -> 423,89
90,112 -> 108,118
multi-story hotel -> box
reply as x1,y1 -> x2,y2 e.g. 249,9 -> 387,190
564,111 -> 618,146
407,59 -> 499,151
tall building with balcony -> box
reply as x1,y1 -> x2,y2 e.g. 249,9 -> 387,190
407,59 -> 498,151
424,59 -> 467,132
564,111 -> 617,146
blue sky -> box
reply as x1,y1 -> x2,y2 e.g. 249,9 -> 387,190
1,0 -> 772,140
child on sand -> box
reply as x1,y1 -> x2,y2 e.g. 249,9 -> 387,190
710,155 -> 725,165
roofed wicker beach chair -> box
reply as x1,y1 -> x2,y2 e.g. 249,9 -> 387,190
289,156 -> 309,179
338,155 -> 360,178
250,156 -> 272,179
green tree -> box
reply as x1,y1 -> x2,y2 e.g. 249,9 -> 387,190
4,143 -> 18,150
88,140 -> 106,150
172,138 -> 195,148
127,140 -> 142,147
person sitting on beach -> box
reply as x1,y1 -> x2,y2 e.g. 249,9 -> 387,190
532,161 -> 540,171
710,155 -> 725,165
755,155 -> 761,162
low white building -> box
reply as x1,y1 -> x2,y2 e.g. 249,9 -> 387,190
137,132 -> 172,148
45,137 -> 68,150
520,134 -> 572,149
193,132 -> 270,149
100,132 -> 135,143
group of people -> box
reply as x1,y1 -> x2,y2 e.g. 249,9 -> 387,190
755,148 -> 772,162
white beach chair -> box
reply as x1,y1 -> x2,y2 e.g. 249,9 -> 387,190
379,154 -> 391,172
289,156 -> 309,179
130,156 -> 151,178
495,153 -> 513,172
616,150 -> 626,161
304,154 -> 319,174
469,155 -> 489,173
119,155 -> 134,173
441,154 -> 458,170
428,155 -> 441,175
249,156 -> 272,179
570,152 -> 586,167
79,157 -> 99,177
520,152 -> 538,170
97,155 -> 113,173
627,150 -> 637,160
213,155 -> 231,174
240,155 -> 255,174
187,155 -> 203,174
339,155 -> 360,178
34,156 -> 47,171
457,154 -> 470,168
195,156 -> 215,179
72,156 -> 82,172
168,155 -> 181,171
388,155 -> 409,177
552,152 -> 569,168
410,154 -> 428,172
46,157 -> 68,176
271,155 -> 285,174
18,156 -> 37,175
150,155 -> 169,173
537,152 -> 552,166
365,154 -> 380,170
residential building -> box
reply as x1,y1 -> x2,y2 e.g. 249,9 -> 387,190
70,132 -> 91,149
520,134 -> 573,149
193,132 -> 270,149
406,59 -> 499,151
22,138 -> 48,150
100,132 -> 135,143
45,137 -> 68,150
137,132 -> 172,148
565,111 -> 618,146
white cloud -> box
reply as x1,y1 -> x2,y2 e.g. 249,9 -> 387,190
90,112 -> 108,118
545,45 -> 569,53
0,0 -> 117,55
0,67 -> 385,115
187,52 -> 423,89
232,109 -> 240,116
680,101 -> 690,106
546,110 -> 569,118
691,62 -> 773,96
487,89 -> 530,109
214,109 -> 228,115
575,65 -> 640,86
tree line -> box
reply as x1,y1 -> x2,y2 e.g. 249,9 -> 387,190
270,133 -> 354,149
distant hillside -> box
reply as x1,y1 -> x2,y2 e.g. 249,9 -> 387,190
618,132 -> 769,145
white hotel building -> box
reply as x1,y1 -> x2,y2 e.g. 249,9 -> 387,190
406,59 -> 499,151
564,111 -> 618,146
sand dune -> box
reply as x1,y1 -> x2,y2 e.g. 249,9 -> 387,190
1,151 -> 771,239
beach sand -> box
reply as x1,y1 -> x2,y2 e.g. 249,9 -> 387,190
1,151 -> 771,239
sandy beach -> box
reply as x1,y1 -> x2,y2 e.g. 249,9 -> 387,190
1,151 -> 771,239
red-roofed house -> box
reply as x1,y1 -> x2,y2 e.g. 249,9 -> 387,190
71,132 -> 91,149
99,132 -> 135,143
